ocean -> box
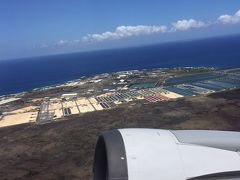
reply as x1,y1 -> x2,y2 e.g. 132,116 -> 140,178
1,35 -> 240,96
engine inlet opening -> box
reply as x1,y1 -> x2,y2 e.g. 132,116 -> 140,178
93,136 -> 108,180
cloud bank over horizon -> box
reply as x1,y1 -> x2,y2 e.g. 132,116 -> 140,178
82,25 -> 167,42
171,19 -> 206,31
81,19 -> 207,43
218,9 -> 240,24
41,9 -> 240,48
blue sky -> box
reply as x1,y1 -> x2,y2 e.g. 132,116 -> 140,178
1,0 -> 240,60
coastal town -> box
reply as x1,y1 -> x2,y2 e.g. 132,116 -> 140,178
0,67 -> 240,128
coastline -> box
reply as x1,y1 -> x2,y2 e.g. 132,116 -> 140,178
0,66 -> 239,128
0,67 -> 214,97
1,35 -> 240,96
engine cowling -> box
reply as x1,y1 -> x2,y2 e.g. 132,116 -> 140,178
93,128 -> 240,180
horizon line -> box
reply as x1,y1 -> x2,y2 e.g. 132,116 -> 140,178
1,33 -> 240,62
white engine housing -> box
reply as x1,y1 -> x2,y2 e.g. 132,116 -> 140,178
93,129 -> 240,180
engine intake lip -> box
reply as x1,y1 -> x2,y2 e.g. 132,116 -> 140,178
93,129 -> 128,180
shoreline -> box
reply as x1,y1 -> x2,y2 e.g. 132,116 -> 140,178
0,66 -> 239,128
0,66 -> 215,97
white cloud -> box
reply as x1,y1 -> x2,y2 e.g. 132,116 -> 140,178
56,40 -> 70,46
38,44 -> 49,48
171,19 -> 206,31
82,25 -> 168,42
218,9 -> 240,24
39,9 -> 240,47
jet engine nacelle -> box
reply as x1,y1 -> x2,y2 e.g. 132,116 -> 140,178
93,129 -> 240,180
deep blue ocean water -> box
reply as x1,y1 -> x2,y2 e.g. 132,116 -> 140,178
1,35 -> 240,96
